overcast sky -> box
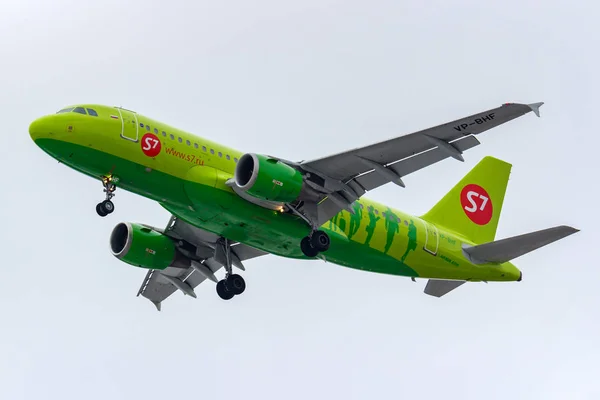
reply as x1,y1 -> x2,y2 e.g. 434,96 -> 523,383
0,0 -> 597,399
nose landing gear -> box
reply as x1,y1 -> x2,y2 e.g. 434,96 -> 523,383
96,175 -> 116,217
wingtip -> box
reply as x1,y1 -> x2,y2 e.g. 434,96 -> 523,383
565,225 -> 580,234
527,101 -> 544,117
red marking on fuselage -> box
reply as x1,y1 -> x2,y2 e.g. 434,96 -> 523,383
141,133 -> 161,157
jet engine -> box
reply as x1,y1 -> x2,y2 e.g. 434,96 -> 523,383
109,222 -> 190,270
233,153 -> 305,203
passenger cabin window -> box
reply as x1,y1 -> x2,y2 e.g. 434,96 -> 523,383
210,149 -> 215,155
186,140 -> 191,146
234,157 -> 238,163
73,107 -> 87,115
194,143 -> 199,149
218,152 -> 222,158
154,128 -> 159,134
226,155 -> 230,160
202,146 -> 207,152
57,108 -> 74,114
178,137 -> 182,143
170,134 -> 175,140
162,131 -> 167,137
86,108 -> 98,116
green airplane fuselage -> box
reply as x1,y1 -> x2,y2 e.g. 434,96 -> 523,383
29,104 -> 521,282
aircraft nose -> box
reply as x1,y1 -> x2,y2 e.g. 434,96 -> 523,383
29,116 -> 50,141
29,117 -> 49,142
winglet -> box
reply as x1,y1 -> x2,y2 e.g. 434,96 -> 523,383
527,102 -> 544,117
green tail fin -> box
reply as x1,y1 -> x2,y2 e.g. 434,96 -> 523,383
421,156 -> 511,244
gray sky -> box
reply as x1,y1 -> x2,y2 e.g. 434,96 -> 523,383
1,0 -> 597,399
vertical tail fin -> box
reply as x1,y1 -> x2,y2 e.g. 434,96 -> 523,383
421,156 -> 511,244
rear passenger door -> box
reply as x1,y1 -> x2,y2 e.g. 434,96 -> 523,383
116,108 -> 139,142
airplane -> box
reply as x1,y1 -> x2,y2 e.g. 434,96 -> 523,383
28,101 -> 578,310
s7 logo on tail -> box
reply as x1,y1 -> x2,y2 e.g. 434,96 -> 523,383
460,184 -> 493,225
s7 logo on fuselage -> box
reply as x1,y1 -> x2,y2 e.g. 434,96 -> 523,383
141,133 -> 162,157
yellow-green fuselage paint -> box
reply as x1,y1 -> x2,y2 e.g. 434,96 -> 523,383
29,104 -> 521,282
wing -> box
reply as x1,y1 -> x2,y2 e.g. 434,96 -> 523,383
136,215 -> 268,310
292,102 -> 543,225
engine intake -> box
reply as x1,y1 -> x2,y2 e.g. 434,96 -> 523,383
234,153 -> 304,203
110,222 -> 188,270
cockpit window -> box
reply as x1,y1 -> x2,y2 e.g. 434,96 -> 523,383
73,107 -> 87,115
87,108 -> 98,116
56,107 -> 75,114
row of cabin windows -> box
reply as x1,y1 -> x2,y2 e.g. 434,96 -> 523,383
139,122 -> 238,163
57,107 -> 99,116
53,109 -> 237,162
356,203 -> 409,225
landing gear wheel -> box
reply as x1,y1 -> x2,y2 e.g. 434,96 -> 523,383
96,175 -> 117,217
226,274 -> 246,295
96,203 -> 108,217
216,280 -> 234,300
311,230 -> 330,252
301,236 -> 319,257
101,200 -> 115,214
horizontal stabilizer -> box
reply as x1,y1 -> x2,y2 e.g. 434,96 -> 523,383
462,225 -> 579,264
424,279 -> 466,297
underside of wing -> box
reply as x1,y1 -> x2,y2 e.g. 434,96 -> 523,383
299,102 -> 543,225
133,215 -> 268,310
301,102 -> 543,180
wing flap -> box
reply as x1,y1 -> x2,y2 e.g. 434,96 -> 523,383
354,135 -> 480,191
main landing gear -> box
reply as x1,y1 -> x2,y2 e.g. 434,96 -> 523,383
215,238 -> 246,301
300,230 -> 330,257
96,176 -> 116,217
285,204 -> 331,258
216,274 -> 246,300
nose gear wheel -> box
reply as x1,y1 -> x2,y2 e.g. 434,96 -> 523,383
96,175 -> 117,217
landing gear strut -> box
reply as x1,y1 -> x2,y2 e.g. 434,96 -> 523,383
215,238 -> 246,300
300,230 -> 330,258
96,175 -> 116,217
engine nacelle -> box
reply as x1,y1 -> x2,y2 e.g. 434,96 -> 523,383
110,222 -> 186,270
234,153 -> 304,203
